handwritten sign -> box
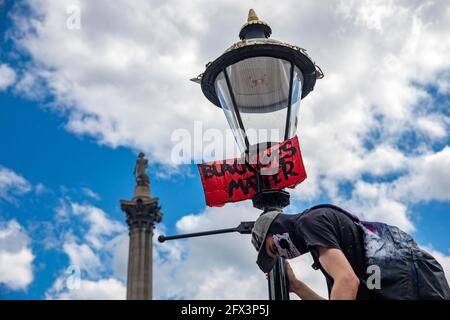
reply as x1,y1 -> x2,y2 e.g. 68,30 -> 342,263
197,136 -> 307,207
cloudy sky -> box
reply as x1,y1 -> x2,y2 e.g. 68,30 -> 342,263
0,0 -> 449,299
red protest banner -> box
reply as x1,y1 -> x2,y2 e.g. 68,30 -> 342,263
197,136 -> 307,207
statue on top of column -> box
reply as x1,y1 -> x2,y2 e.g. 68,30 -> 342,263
133,152 -> 150,187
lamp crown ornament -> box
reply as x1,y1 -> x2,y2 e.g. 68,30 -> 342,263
239,9 -> 272,40
248,8 -> 258,21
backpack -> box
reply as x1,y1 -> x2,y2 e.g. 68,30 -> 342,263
304,204 -> 450,300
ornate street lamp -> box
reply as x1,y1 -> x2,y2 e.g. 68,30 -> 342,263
194,9 -> 323,300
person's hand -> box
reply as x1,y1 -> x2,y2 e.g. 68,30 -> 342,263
284,260 -> 300,293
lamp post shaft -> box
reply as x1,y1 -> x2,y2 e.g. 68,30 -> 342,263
252,189 -> 291,301
268,257 -> 290,300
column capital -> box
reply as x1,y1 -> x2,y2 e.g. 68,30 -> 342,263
120,197 -> 163,230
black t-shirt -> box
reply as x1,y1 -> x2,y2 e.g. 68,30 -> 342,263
269,206 -> 370,300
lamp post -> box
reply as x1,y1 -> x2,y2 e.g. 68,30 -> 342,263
193,9 -> 323,300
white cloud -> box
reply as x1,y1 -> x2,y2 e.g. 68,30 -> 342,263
63,242 -> 101,274
391,147 -> 450,202
330,146 -> 450,232
46,277 -> 126,300
360,145 -> 408,176
13,71 -> 47,100
0,63 -> 16,90
47,200 -> 126,276
416,116 -> 447,139
342,188 -> 415,232
34,183 -> 47,195
0,220 -> 34,290
437,77 -> 450,94
0,166 -> 32,202
105,233 -> 129,282
81,187 -> 101,201
45,200 -> 128,299
288,254 -> 328,300
70,202 -> 126,249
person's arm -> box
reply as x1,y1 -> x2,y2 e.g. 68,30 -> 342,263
284,261 -> 326,300
317,247 -> 360,300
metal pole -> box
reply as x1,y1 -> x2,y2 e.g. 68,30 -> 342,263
252,189 -> 291,300
158,227 -> 237,242
268,257 -> 290,300
158,221 -> 255,243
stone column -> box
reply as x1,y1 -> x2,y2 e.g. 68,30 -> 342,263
121,183 -> 162,300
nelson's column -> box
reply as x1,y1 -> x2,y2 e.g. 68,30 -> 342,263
120,153 -> 163,300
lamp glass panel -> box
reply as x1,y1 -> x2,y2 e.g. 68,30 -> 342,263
287,65 -> 303,138
226,56 -> 290,146
214,57 -> 304,153
215,71 -> 247,152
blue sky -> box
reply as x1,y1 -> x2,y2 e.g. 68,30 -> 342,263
0,0 -> 449,299
0,89 -> 208,298
0,87 -> 208,298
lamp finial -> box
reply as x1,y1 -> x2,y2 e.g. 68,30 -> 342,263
248,9 -> 258,22
239,9 -> 272,40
